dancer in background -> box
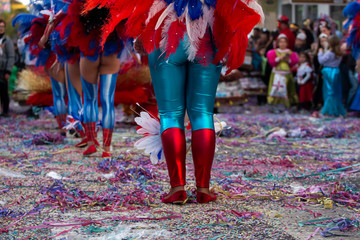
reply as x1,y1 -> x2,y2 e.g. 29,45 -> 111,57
13,4 -> 67,135
61,0 -> 127,157
84,0 -> 263,203
38,2 -> 87,147
343,1 -> 360,112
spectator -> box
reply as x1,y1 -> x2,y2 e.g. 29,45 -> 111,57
277,15 -> 296,50
320,25 -> 332,37
318,36 -> 346,117
294,32 -> 308,53
267,34 -> 299,108
301,27 -> 315,50
297,52 -> 314,110
313,33 -> 329,110
0,19 -> 15,117
290,23 -> 300,36
249,27 -> 261,50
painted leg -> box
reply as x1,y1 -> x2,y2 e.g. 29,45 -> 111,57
65,63 -> 85,139
99,73 -> 117,157
81,76 -> 99,156
50,77 -> 67,135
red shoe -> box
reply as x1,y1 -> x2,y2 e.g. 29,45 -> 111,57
83,145 -> 97,156
161,190 -> 187,204
102,152 -> 112,158
196,192 -> 217,204
75,138 -> 88,148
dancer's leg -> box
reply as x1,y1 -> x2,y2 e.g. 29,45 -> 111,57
50,77 -> 67,133
98,54 -> 120,156
80,56 -> 100,155
186,61 -> 221,195
148,46 -> 187,197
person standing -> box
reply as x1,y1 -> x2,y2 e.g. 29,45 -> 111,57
267,34 -> 299,108
318,36 -> 346,117
278,15 -> 296,50
0,19 -> 15,117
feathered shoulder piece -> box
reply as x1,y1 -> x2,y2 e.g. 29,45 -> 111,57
344,1 -> 360,59
83,0 -> 263,72
12,14 -> 38,35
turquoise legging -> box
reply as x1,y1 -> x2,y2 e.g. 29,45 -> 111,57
148,40 -> 222,133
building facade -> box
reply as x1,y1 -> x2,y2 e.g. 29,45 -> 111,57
260,0 -> 354,30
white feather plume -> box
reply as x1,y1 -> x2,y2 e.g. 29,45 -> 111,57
146,0 -> 167,25
134,112 -> 165,164
242,0 -> 265,24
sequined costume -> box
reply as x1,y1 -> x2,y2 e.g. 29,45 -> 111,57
84,0 -> 263,192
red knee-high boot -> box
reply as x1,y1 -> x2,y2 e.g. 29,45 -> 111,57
102,128 -> 113,158
192,129 -> 217,203
55,114 -> 67,129
55,114 -> 67,136
75,123 -> 88,148
83,122 -> 97,156
160,128 -> 187,203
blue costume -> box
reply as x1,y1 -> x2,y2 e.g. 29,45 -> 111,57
84,0 -> 262,202
60,0 -> 128,156
318,51 -> 346,116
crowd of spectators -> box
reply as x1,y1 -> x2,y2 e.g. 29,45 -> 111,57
247,15 -> 359,117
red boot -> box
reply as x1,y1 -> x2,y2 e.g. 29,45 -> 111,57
192,129 -> 216,202
161,128 -> 187,188
55,114 -> 67,129
75,123 -> 88,148
102,128 -> 113,158
55,114 -> 67,136
161,190 -> 187,204
83,122 -> 97,156
196,192 -> 217,204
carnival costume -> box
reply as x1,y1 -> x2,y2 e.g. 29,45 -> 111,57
296,62 -> 314,106
267,36 -> 299,107
60,0 -> 128,157
84,0 -> 263,202
12,1 -> 68,133
318,51 -> 345,117
343,1 -> 360,112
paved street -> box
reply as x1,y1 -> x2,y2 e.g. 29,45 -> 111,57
1,106 -> 360,239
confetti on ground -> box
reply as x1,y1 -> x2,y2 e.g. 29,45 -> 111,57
1,105 -> 360,239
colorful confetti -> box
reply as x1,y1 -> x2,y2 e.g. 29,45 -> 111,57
1,106 -> 360,239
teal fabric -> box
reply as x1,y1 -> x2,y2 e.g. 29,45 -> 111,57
148,40 -> 221,133
321,67 -> 346,116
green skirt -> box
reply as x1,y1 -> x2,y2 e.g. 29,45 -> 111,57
267,72 -> 298,107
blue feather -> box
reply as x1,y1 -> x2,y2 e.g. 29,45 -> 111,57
204,0 -> 217,8
343,2 -> 360,30
44,106 -> 55,115
12,14 -> 38,35
12,13 -> 37,27
164,0 -> 173,5
35,48 -> 51,67
174,0 -> 189,17
188,0 -> 203,20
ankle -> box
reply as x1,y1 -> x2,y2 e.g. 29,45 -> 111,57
197,187 -> 213,196
165,186 -> 185,199
172,186 -> 185,192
